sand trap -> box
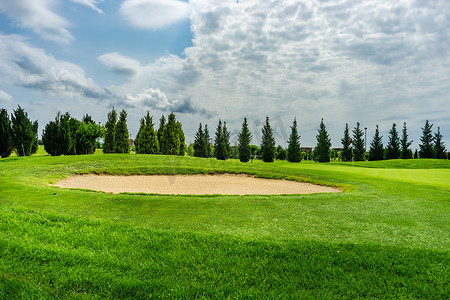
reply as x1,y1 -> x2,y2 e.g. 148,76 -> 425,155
51,174 -> 340,195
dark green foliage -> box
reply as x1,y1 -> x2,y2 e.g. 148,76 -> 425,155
238,117 -> 252,162
287,118 -> 301,162
135,111 -> 159,154
400,122 -> 413,159
177,121 -> 185,156
341,123 -> 352,162
214,120 -> 230,160
0,108 -> 12,158
314,119 -> 331,163
103,108 -> 117,154
276,145 -> 286,160
434,127 -> 446,159
419,120 -> 434,159
193,123 -> 207,157
66,115 -> 80,155
161,112 -> 184,155
352,122 -> 365,161
204,125 -> 212,158
10,106 -> 38,156
42,112 -> 71,156
260,116 -> 276,162
368,125 -> 384,161
414,149 -> 418,159
385,123 -> 400,160
113,110 -> 130,154
157,115 -> 166,153
76,119 -> 104,155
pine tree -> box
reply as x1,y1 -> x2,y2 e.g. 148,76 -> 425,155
176,121 -> 185,156
222,122 -> 230,159
341,123 -> 352,162
400,122 -> 413,159
214,120 -> 226,160
66,115 -> 80,155
314,118 -> 331,162
113,109 -> 130,154
103,108 -> 117,154
368,125 -> 384,161
135,111 -> 159,154
260,117 -> 276,163
157,115 -> 166,154
161,112 -> 183,155
204,124 -> 212,157
238,117 -> 252,162
287,118 -> 301,162
42,112 -> 71,156
10,106 -> 38,156
434,127 -> 446,159
385,123 -> 400,160
419,120 -> 434,158
193,123 -> 206,157
414,149 -> 418,159
0,108 -> 12,158
352,122 -> 365,161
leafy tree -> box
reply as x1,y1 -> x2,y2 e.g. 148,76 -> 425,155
135,111 -> 159,154
0,108 -> 12,158
103,108 -> 117,154
193,123 -> 207,157
400,122 -> 413,159
214,119 -> 230,160
42,112 -> 71,156
314,118 -> 331,162
287,118 -> 301,162
76,116 -> 104,155
385,123 -> 400,160
276,145 -> 286,160
157,115 -> 166,154
419,120 -> 434,158
352,122 -> 365,161
113,109 -> 130,154
434,127 -> 447,159
238,117 -> 252,162
260,116 -> 276,162
368,125 -> 384,161
66,115 -> 80,155
341,123 -> 352,162
10,106 -> 38,156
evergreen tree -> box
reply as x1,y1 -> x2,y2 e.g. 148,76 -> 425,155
176,121 -> 185,156
214,120 -> 230,160
160,112 -> 183,155
434,127 -> 446,159
419,120 -> 434,158
368,125 -> 384,161
385,123 -> 400,160
135,111 -> 159,154
42,111 -> 71,156
157,115 -> 166,154
276,145 -> 286,160
352,122 -> 365,161
66,115 -> 80,155
0,108 -> 12,158
314,118 -> 331,162
400,122 -> 413,159
204,124 -> 212,157
260,116 -> 276,162
193,123 -> 206,157
238,117 -> 252,162
10,106 -> 38,156
113,109 -> 130,154
103,108 -> 117,153
414,149 -> 418,159
341,123 -> 352,162
287,118 -> 301,162
222,122 -> 230,159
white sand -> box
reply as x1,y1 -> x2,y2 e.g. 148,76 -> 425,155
51,174 -> 340,195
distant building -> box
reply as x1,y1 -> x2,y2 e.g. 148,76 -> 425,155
130,139 -> 135,147
301,147 -> 313,153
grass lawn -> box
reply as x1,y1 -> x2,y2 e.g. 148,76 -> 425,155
0,154 -> 449,298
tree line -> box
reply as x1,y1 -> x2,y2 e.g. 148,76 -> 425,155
0,106 -> 447,161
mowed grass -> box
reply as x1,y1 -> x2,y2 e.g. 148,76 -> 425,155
0,154 -> 449,298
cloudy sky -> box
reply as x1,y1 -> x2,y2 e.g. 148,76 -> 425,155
0,0 -> 449,149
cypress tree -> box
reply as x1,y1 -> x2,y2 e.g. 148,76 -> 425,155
103,108 -> 117,154
161,112 -> 183,155
341,123 -> 352,162
352,122 -> 365,161
222,122 -> 230,159
238,117 -> 252,162
260,116 -> 276,163
368,125 -> 384,161
10,106 -> 38,156
204,124 -> 212,157
434,127 -> 446,159
287,118 -> 301,162
400,122 -> 413,159
419,120 -> 434,158
214,120 -> 225,160
42,112 -> 71,156
385,123 -> 400,160
135,111 -> 159,154
113,109 -> 130,154
157,115 -> 166,154
314,118 -> 331,162
0,108 -> 12,158
193,123 -> 206,157
176,121 -> 185,156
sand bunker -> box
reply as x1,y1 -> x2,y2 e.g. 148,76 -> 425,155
52,174 -> 340,195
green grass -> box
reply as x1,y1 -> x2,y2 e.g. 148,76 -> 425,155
1,155 -> 449,298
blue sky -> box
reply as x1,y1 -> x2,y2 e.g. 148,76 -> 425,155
0,0 -> 449,150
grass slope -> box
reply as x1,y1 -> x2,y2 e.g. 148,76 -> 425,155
1,154 -> 449,298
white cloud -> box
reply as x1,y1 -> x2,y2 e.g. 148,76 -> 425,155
120,0 -> 190,30
98,52 -> 142,77
0,0 -> 73,44
70,0 -> 104,14
0,34 -> 107,99
0,90 -> 13,103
